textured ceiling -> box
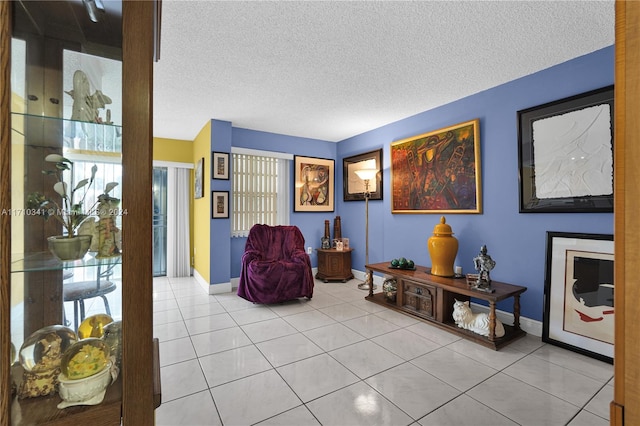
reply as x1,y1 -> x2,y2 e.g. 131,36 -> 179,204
153,1 -> 614,143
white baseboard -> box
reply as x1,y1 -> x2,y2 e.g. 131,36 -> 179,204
352,268 -> 542,337
208,282 -> 232,295
192,269 -> 209,293
470,302 -> 542,337
193,269 -> 232,295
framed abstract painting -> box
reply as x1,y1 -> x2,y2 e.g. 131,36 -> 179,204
391,119 -> 481,213
518,86 -> 614,213
294,155 -> 334,212
543,231 -> 614,363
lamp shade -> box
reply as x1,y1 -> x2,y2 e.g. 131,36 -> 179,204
354,168 -> 377,181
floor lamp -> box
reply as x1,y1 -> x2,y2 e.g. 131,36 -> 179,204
354,168 -> 378,291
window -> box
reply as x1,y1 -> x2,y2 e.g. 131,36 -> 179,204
232,148 -> 291,237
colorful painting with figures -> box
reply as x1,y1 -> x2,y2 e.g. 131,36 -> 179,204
391,119 -> 482,213
294,156 -> 335,212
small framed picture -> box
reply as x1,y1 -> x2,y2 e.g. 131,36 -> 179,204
342,237 -> 350,250
336,241 -> 344,251
212,152 -> 230,180
194,157 -> 204,199
212,191 -> 229,219
343,149 -> 382,202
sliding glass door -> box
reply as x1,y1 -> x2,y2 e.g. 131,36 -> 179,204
153,167 -> 167,276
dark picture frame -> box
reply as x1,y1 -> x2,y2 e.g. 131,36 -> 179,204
390,119 -> 482,213
212,151 -> 230,180
343,149 -> 383,201
518,86 -> 614,213
294,155 -> 334,212
543,231 -> 614,363
194,157 -> 204,199
211,190 -> 229,219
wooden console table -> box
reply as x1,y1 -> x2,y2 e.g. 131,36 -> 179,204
316,248 -> 354,282
365,262 -> 527,350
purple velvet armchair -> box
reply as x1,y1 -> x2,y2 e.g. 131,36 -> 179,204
237,224 -> 314,304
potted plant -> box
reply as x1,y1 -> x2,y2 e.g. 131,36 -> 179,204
26,154 -> 119,260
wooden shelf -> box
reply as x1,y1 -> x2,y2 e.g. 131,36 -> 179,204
10,338 -> 160,425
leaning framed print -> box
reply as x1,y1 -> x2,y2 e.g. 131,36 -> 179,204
294,155 -> 334,212
212,152 -> 230,180
211,191 -> 229,219
390,119 -> 481,213
518,86 -> 614,213
194,157 -> 204,199
343,149 -> 383,201
543,231 -> 614,363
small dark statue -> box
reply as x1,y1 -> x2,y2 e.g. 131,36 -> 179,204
472,245 -> 496,293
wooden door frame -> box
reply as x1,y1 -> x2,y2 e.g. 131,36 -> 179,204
613,2 -> 640,425
0,1 -> 13,424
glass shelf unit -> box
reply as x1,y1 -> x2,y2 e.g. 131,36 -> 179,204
11,252 -> 121,273
13,113 -> 122,153
2,2 -> 158,424
11,113 -> 123,158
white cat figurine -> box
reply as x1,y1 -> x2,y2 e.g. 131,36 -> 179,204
452,299 -> 505,338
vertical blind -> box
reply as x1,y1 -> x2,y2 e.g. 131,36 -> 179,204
232,153 -> 290,237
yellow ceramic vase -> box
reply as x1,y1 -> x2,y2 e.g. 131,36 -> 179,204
427,216 -> 458,277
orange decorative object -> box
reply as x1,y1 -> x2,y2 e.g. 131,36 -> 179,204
427,216 -> 458,277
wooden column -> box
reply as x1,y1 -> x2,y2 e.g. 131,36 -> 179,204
121,1 -> 155,424
0,2 -> 12,425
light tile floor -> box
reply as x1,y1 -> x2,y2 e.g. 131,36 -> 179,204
152,276 -> 613,426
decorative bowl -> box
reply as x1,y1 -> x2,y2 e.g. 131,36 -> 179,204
389,257 -> 415,270
58,361 -> 112,406
47,235 -> 92,261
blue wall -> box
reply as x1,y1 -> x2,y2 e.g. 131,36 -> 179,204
336,46 -> 614,321
210,120 -> 233,287
219,45 -> 614,322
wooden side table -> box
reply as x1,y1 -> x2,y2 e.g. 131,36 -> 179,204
315,248 -> 354,282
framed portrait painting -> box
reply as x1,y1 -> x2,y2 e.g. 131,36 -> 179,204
543,231 -> 614,363
343,149 -> 382,201
194,157 -> 204,199
212,152 -> 229,180
518,86 -> 614,213
211,191 -> 229,219
391,119 -> 482,213
294,155 -> 334,212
